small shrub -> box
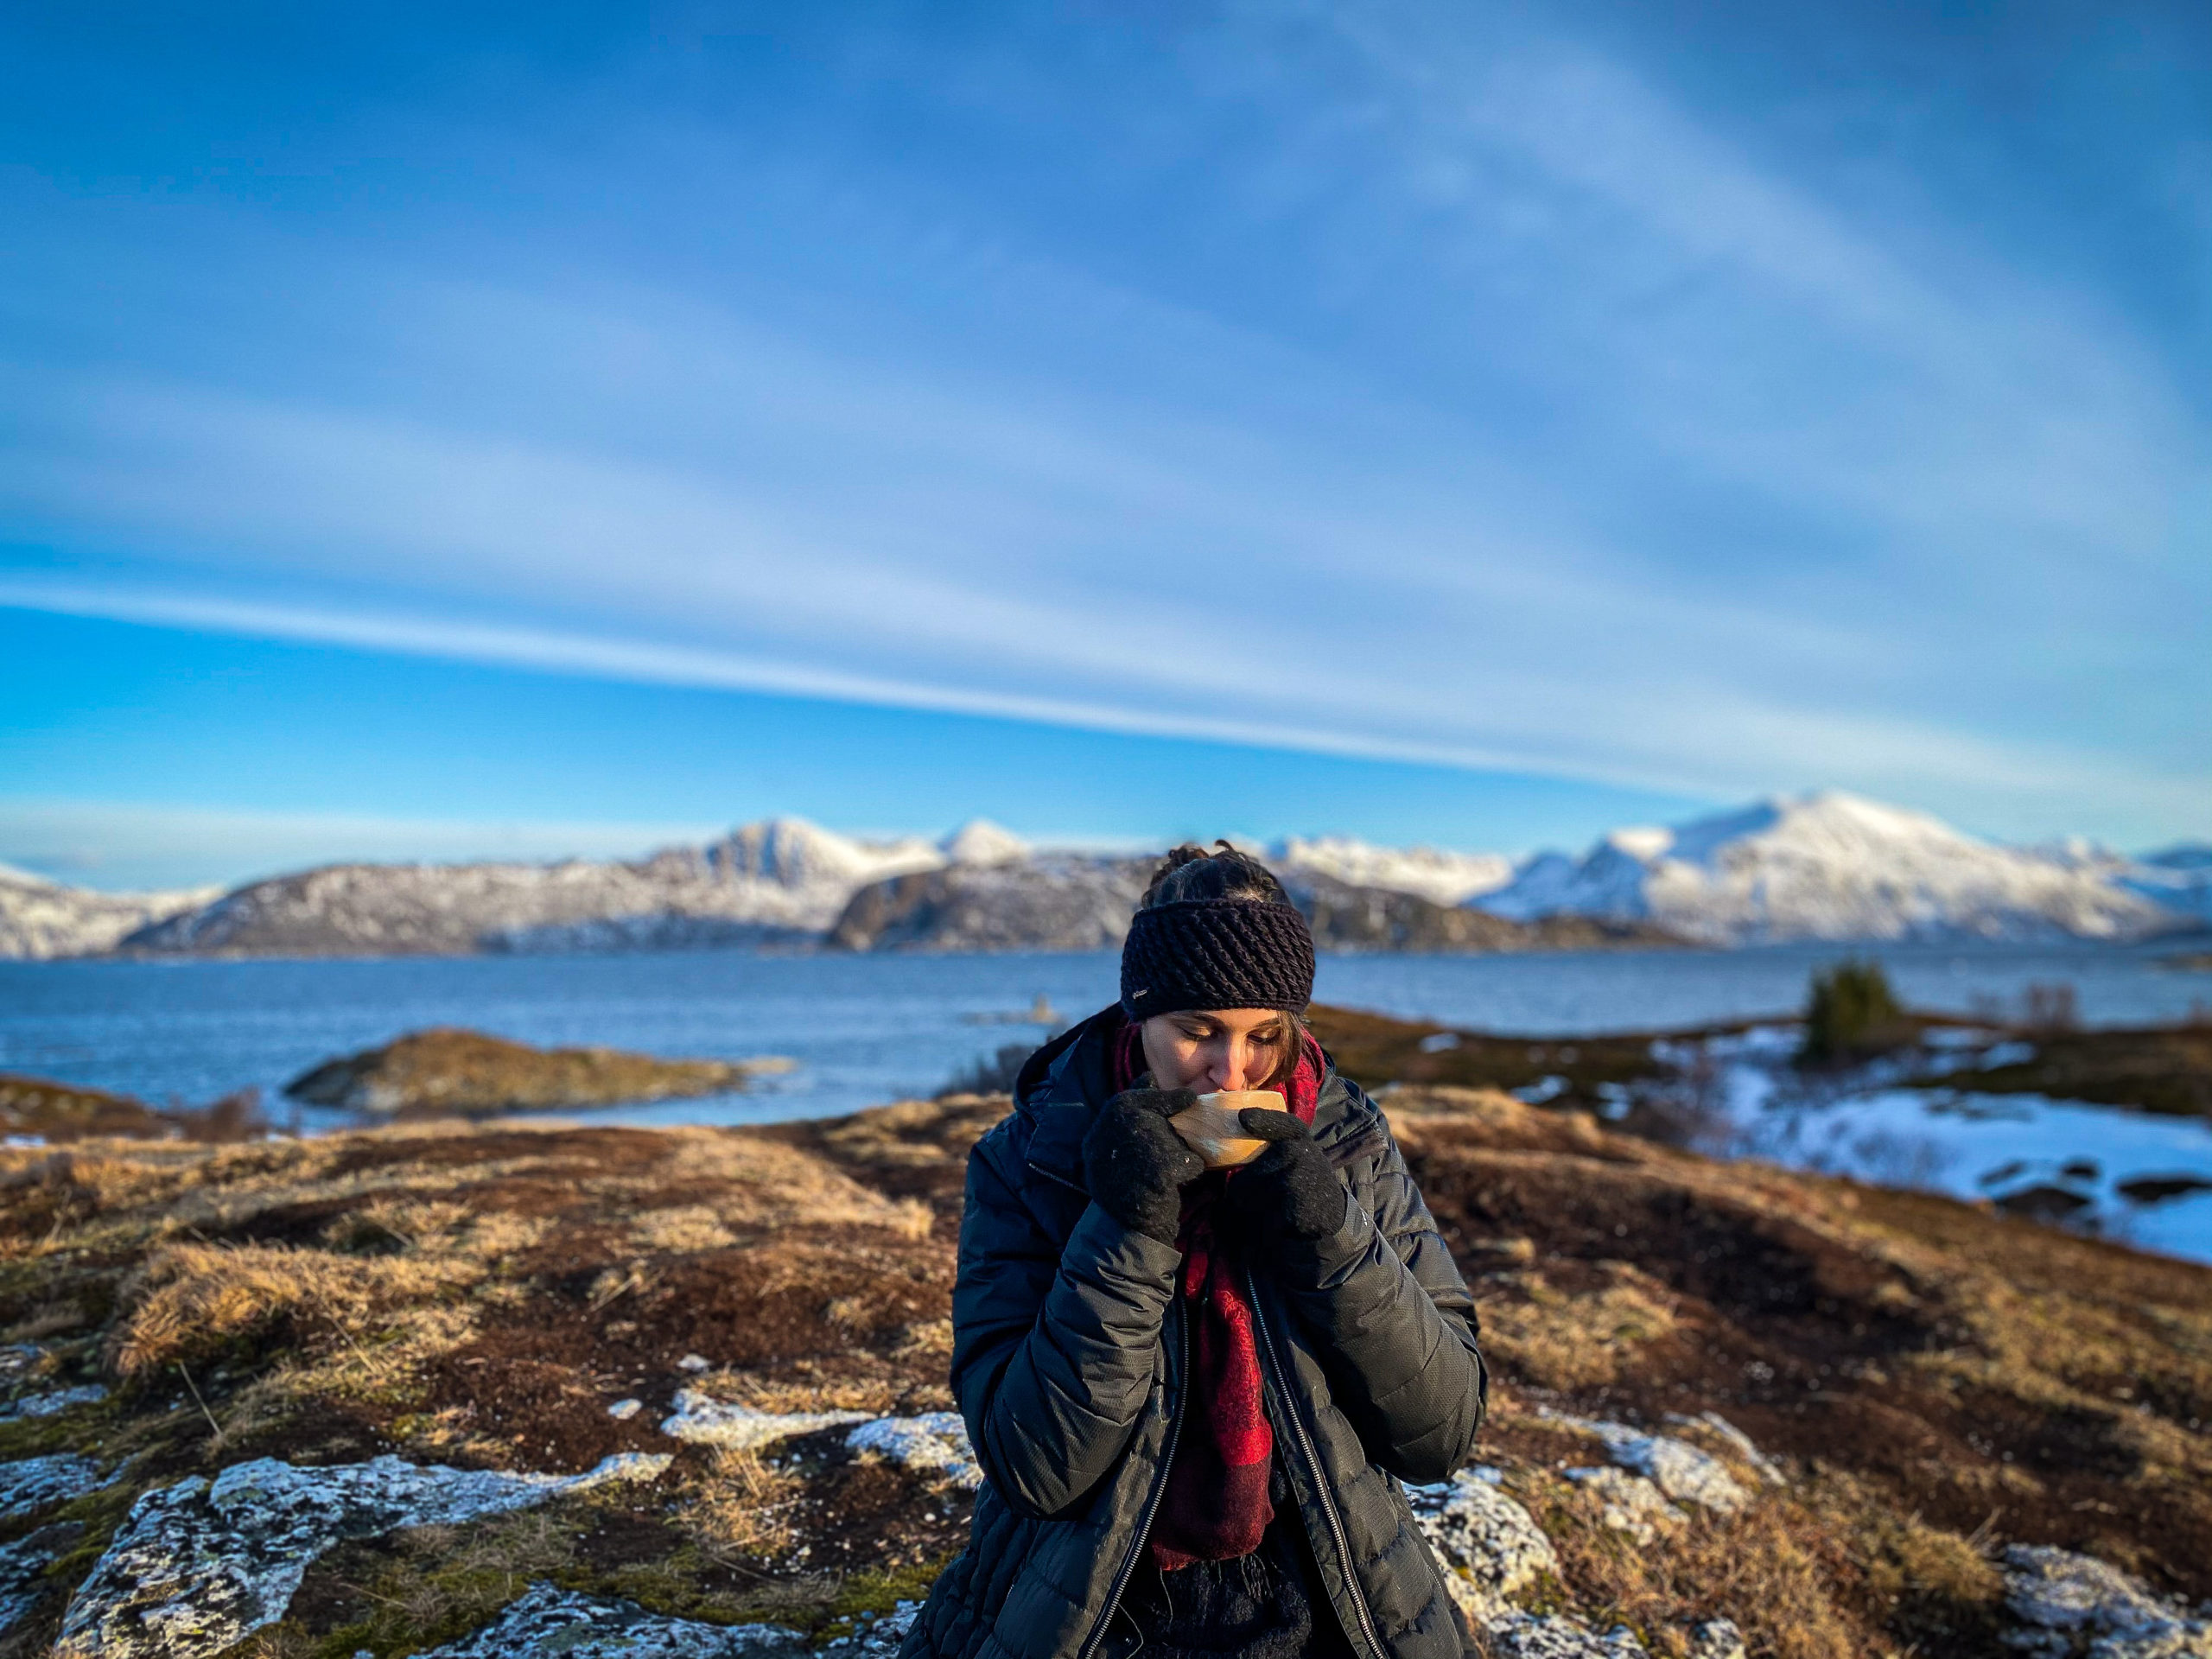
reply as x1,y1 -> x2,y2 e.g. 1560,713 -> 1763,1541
170,1088 -> 269,1143
2020,981 -> 2080,1034
936,1042 -> 1034,1099
1799,960 -> 1909,1066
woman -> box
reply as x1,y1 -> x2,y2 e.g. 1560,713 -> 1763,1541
906,845 -> 1488,1659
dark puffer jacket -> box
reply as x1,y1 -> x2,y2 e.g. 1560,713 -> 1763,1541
905,1007 -> 1488,1659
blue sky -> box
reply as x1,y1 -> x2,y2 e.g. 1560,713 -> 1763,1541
3,1 -> 2206,889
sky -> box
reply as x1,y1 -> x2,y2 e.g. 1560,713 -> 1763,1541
3,1 -> 2206,890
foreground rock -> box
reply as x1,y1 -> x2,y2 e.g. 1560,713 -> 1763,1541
58,1452 -> 670,1659
2002,1545 -> 2212,1658
1404,1469 -> 1558,1624
283,1026 -> 792,1116
3,1087 -> 2209,1658
417,1583 -> 806,1656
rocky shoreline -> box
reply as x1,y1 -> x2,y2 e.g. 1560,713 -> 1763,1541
2,1083 -> 2208,1656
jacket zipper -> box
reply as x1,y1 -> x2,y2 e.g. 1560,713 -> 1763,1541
1248,1269 -> 1386,1659
1077,1300 -> 1187,1659
1028,1160 -> 1088,1196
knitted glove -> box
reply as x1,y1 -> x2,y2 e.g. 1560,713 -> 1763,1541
1082,1088 -> 1205,1245
1225,1109 -> 1348,1243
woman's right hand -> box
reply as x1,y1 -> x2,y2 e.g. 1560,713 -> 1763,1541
1081,1088 -> 1205,1244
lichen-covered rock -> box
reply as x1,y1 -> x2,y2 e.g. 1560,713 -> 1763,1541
0,1382 -> 107,1421
1487,1611 -> 1650,1656
419,1582 -> 806,1656
1687,1617 -> 1750,1659
55,1451 -> 671,1659
1545,1411 -> 1748,1514
1405,1470 -> 1560,1624
0,1343 -> 47,1387
2002,1544 -> 2212,1658
1564,1465 -> 1684,1546
821,1601 -> 922,1656
0,1452 -> 112,1520
0,1522 -> 82,1632
659,1390 -> 874,1450
844,1414 -> 982,1490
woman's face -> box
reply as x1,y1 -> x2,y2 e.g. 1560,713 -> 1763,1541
1140,1008 -> 1294,1093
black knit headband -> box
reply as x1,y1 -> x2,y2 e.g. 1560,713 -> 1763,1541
1118,898 -> 1316,1020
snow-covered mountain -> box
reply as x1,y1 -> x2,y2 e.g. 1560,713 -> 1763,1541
5,797 -> 2201,960
0,863 -> 216,960
1270,836 -> 1514,907
116,817 -> 1010,957
2121,845 -> 2212,928
1478,792 -> 2183,945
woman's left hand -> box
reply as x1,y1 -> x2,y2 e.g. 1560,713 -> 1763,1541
1226,1109 -> 1348,1242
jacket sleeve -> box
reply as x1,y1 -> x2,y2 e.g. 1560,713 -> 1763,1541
1272,1128 -> 1487,1484
950,1135 -> 1183,1520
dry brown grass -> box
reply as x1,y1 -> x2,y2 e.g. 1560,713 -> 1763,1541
1478,1263 -> 1679,1390
107,1242 -> 479,1377
586,1130 -> 933,1239
1543,1486 -> 1869,1659
683,1366 -> 912,1418
681,1446 -> 806,1562
627,1205 -> 739,1254
2,1118 -> 932,1264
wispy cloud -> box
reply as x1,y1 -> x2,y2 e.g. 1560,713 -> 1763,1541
2,1 -> 2203,842
0,798 -> 727,891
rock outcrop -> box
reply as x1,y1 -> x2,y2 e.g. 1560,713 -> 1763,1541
2001,1544 -> 2212,1657
416,1583 -> 807,1656
56,1453 -> 670,1659
283,1027 -> 791,1116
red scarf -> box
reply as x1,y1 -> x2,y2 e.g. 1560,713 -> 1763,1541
1111,1020 -> 1325,1572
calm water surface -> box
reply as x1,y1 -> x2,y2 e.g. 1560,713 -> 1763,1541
1,940 -> 2202,1131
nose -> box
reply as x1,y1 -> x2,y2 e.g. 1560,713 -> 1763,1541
1216,1039 -> 1254,1091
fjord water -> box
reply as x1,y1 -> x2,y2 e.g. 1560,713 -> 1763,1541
1,940 -> 2202,1131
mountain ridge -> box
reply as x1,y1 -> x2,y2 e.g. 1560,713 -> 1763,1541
1477,791 -> 2182,945
1,794 -> 2200,959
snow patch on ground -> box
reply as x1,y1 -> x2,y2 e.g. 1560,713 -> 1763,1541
54,1452 -> 671,1659
844,1414 -> 982,1490
1540,1413 -> 1749,1513
658,1390 -> 873,1450
1707,1060 -> 2212,1264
